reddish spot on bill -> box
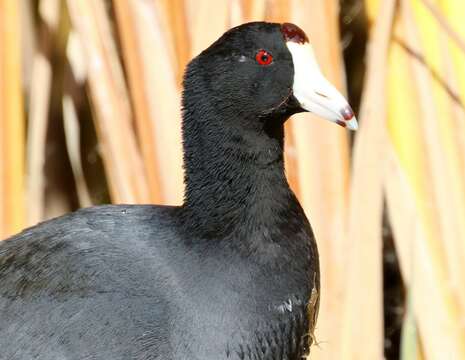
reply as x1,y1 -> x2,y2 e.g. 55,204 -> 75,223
341,106 -> 354,120
336,120 -> 347,128
281,23 -> 309,44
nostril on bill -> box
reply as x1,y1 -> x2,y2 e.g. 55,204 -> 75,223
315,91 -> 328,99
341,106 -> 354,121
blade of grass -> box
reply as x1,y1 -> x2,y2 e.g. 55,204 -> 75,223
67,0 -> 149,204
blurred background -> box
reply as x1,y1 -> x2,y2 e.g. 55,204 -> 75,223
1,0 -> 464,359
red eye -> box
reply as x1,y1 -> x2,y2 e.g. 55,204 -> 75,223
255,50 -> 273,66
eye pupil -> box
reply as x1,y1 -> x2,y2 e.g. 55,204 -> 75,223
256,50 -> 273,65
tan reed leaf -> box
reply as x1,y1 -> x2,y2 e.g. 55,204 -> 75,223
340,0 -> 396,358
62,95 -> 92,208
159,0 -> 191,85
0,0 -> 25,238
26,53 -> 52,226
385,142 -> 465,359
114,0 -> 162,204
67,0 -> 150,204
401,0 -> 465,319
127,0 -> 185,205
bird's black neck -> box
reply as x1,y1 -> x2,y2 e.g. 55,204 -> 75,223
180,102 -> 303,242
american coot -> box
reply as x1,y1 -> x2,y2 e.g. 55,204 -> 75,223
0,22 -> 357,359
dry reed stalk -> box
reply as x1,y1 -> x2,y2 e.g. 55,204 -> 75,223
401,0 -> 465,325
0,0 -> 25,238
442,0 -> 465,98
384,0 -> 465,356
66,0 -> 149,204
440,0 -> 465,185
365,0 -> 382,22
66,31 -> 87,83
230,0 -> 245,27
20,0 -> 36,93
128,0 -> 184,205
384,143 -> 465,359
435,6 -> 465,176
64,30 -> 93,208
339,1 -> 396,359
241,0 -> 266,21
387,11 -> 442,264
0,7 -> 4,238
25,0 -> 59,226
62,94 -> 92,208
410,0 -> 465,308
438,26 -> 465,157
113,0 -> 162,204
439,38 -> 465,308
421,0 -> 465,54
160,0 -> 191,85
26,53 -> 52,225
400,290 -> 421,360
155,2 -> 180,82
187,0 -> 230,57
387,16 -> 445,358
264,0 -> 290,22
285,1 -> 351,358
438,0 -> 465,143
436,26 -> 465,311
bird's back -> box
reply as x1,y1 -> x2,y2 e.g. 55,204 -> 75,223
0,205 -> 180,359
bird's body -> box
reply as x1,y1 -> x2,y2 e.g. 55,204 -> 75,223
1,202 -> 316,359
0,22 -> 356,359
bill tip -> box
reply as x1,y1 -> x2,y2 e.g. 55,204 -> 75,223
346,117 -> 358,130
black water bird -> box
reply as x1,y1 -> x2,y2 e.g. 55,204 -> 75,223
0,22 -> 357,359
